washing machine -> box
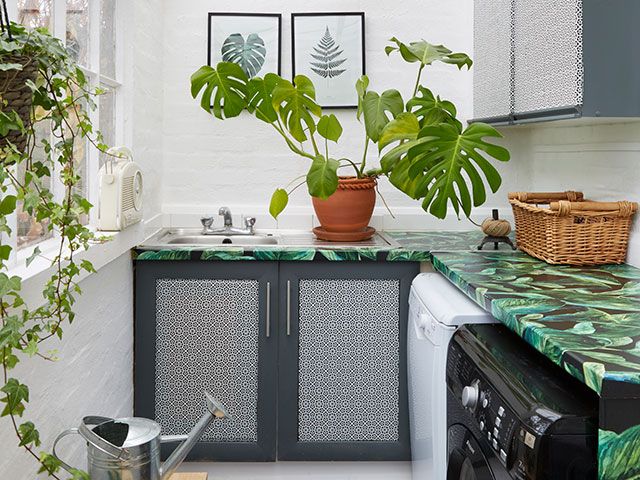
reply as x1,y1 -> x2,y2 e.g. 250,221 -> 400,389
408,272 -> 497,480
446,324 -> 598,479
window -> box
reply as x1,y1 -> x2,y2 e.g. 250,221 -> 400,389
11,0 -> 123,254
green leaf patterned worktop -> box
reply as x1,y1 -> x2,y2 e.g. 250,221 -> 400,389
135,230 -> 507,262
431,250 -> 640,396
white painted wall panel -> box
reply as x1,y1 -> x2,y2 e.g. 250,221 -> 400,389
0,254 -> 134,477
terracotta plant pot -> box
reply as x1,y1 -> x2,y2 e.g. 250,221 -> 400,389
312,176 -> 377,238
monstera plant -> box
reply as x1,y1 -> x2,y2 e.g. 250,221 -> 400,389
191,37 -> 510,240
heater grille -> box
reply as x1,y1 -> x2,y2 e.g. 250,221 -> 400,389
121,175 -> 135,211
297,278 -> 400,442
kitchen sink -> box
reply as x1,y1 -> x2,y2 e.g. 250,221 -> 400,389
166,235 -> 278,246
138,228 -> 400,250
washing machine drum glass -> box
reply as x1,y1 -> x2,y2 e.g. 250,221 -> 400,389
447,425 -> 494,480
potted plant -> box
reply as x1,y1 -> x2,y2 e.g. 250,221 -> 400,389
192,38 -> 510,240
1,22 -> 103,479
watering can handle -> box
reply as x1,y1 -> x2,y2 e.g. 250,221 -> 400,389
77,416 -> 130,461
52,428 -> 81,473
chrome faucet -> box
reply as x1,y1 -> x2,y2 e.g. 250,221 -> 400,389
219,206 -> 233,227
200,207 -> 256,236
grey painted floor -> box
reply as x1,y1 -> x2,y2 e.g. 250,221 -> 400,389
177,461 -> 412,479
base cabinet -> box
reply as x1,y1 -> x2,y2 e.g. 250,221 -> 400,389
135,261 -> 278,461
134,260 -> 418,461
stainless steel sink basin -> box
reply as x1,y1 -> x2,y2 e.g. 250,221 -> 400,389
138,228 -> 400,250
166,235 -> 278,246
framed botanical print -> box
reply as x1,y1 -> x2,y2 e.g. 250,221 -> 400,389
208,12 -> 282,78
291,12 -> 365,108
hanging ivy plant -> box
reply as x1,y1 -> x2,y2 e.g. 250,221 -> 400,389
1,23 -> 107,479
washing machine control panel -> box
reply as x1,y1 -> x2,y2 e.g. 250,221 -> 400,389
448,344 -> 519,469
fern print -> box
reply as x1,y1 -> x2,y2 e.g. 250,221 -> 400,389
309,27 -> 347,79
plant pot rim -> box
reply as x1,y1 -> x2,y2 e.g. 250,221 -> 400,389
337,176 -> 377,190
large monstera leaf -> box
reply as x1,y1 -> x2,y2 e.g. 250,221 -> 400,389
246,73 -> 279,123
271,75 -> 322,142
407,86 -> 460,128
190,62 -> 249,119
221,33 -> 267,78
406,122 -> 510,219
306,156 -> 339,199
386,37 -> 472,70
362,89 -> 404,142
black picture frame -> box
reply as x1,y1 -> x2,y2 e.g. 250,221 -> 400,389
207,12 -> 282,76
291,12 -> 366,109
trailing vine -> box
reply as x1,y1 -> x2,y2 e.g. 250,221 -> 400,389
1,23 -> 106,479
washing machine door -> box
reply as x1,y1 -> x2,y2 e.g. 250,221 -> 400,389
447,425 -> 495,480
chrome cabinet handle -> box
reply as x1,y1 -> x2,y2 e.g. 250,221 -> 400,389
286,280 -> 291,336
266,282 -> 271,338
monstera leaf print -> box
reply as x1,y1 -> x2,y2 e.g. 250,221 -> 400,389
309,27 -> 347,79
221,33 -> 267,78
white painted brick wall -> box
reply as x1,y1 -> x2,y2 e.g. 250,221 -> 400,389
0,254 -> 134,477
160,0 -> 521,230
499,121 -> 640,266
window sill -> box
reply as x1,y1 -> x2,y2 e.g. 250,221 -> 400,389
10,214 -> 162,296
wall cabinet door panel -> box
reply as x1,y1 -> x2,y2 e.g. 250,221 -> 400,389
473,0 -> 513,121
513,0 -> 583,115
135,261 -> 278,461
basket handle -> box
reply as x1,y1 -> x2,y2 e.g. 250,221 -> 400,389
508,191 -> 584,203
550,200 -> 638,216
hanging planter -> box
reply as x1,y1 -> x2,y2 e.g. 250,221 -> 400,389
0,54 -> 38,152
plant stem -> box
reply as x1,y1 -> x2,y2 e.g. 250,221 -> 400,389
288,180 -> 307,195
376,185 -> 396,219
338,158 -> 362,173
272,123 -> 315,160
412,64 -> 425,97
309,132 -> 320,157
358,137 -> 370,178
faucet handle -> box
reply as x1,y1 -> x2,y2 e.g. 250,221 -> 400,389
200,216 -> 214,230
244,216 -> 256,229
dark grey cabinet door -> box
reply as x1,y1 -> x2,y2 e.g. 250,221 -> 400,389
135,261 -> 278,461
277,261 -> 419,461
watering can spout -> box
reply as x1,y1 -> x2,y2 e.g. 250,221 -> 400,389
160,392 -> 231,480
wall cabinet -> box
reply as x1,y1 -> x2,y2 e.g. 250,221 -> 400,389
474,0 -> 640,125
135,260 -> 418,462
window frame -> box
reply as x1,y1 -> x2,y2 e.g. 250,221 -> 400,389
7,0 -> 125,267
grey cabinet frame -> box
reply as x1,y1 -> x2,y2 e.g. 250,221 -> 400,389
473,0 -> 640,125
134,261 -> 278,461
276,261 -> 419,461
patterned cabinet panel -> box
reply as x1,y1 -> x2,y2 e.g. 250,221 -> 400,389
297,279 -> 400,443
277,261 -> 418,461
135,261 -> 278,462
473,0 -> 513,120
154,279 -> 260,442
513,0 -> 584,114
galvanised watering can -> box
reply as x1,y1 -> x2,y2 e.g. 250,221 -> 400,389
52,392 -> 229,480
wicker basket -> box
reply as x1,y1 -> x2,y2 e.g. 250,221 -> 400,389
0,54 -> 38,152
509,191 -> 638,266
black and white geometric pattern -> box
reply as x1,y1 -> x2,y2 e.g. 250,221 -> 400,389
474,0 -> 514,119
297,279 -> 400,442
154,279 -> 259,442
514,0 -> 584,113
